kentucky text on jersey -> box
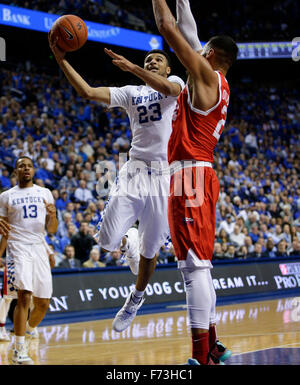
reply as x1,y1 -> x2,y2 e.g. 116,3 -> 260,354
12,196 -> 44,206
131,92 -> 167,105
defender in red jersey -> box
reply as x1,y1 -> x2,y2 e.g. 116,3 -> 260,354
153,0 -> 238,365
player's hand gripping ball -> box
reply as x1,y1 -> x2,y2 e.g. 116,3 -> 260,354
50,14 -> 88,52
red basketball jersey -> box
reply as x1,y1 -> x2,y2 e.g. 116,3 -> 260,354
168,71 -> 230,164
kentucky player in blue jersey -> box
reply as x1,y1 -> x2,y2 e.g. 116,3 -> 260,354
49,34 -> 184,332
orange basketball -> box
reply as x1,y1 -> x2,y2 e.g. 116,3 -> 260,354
50,15 -> 88,52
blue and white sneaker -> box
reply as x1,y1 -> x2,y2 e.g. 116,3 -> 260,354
112,291 -> 145,332
12,344 -> 34,365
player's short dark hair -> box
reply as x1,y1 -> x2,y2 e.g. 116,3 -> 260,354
206,35 -> 239,68
14,156 -> 34,169
144,49 -> 171,67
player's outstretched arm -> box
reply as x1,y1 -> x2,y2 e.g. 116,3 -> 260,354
176,0 -> 202,52
152,0 -> 216,88
49,33 -> 110,104
104,48 -> 181,97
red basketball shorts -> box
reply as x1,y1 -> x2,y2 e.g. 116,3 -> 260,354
168,165 -> 220,268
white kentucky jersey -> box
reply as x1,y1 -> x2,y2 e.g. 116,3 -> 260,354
109,75 -> 185,163
0,184 -> 54,244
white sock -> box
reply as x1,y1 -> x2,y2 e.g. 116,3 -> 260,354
15,335 -> 25,350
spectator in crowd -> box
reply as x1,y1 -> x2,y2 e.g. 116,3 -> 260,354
271,224 -> 284,245
244,236 -> 255,253
70,221 -> 97,263
288,239 -> 300,256
55,190 -> 71,212
249,223 -> 260,244
45,232 -> 62,253
58,169 -> 78,195
0,168 -> 11,189
244,128 -> 258,155
56,212 -> 74,239
278,223 -> 292,246
235,245 -> 249,260
248,242 -> 264,259
218,214 -> 235,236
58,245 -> 82,269
224,244 -> 236,260
83,248 -> 105,268
213,242 -> 225,260
275,240 -> 288,258
229,224 -> 245,249
61,202 -> 76,222
105,250 -> 124,267
262,238 -> 277,258
40,150 -> 55,172
216,228 -> 229,245
74,179 -> 95,208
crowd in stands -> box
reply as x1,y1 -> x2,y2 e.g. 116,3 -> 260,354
0,56 -> 299,270
4,0 -> 298,41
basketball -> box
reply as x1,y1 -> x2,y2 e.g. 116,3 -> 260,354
50,15 -> 88,52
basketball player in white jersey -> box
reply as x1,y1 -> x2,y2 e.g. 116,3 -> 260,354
0,156 -> 58,364
49,34 -> 184,331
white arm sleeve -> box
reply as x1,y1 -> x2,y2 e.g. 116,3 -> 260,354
176,0 -> 202,52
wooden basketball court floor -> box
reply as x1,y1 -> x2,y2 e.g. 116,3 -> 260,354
1,294 -> 300,366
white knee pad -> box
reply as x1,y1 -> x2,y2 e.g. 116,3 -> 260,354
181,267 -> 216,330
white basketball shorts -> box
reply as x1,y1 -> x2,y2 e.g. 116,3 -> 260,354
97,159 -> 170,259
5,241 -> 52,299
